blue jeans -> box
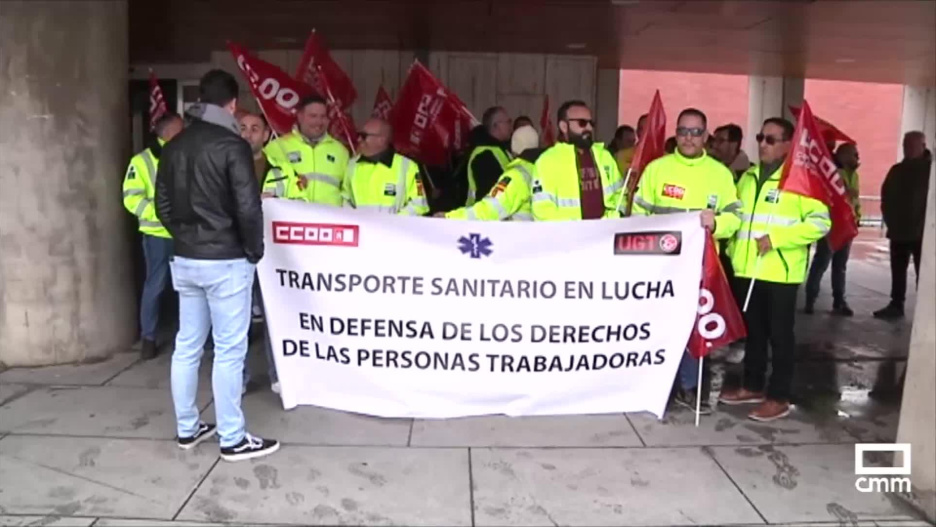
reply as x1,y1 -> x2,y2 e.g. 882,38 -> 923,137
677,350 -> 700,390
140,235 -> 173,340
170,257 -> 255,447
805,237 -> 852,305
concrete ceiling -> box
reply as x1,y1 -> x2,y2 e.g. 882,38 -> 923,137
130,0 -> 936,86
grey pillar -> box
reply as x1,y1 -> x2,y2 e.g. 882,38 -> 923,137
0,1 -> 136,366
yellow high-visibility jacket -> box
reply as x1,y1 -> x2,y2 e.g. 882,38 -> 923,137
123,141 -> 170,238
264,130 -> 349,206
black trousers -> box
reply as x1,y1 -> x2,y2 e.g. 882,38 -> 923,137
890,239 -> 922,305
733,278 -> 799,401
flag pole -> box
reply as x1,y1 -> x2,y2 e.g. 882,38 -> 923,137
617,167 -> 634,216
695,355 -> 704,427
742,212 -> 774,312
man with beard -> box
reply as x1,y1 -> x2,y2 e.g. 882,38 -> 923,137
530,100 -> 624,220
631,108 -> 743,415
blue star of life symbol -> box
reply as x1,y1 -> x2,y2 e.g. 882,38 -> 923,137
458,233 -> 493,259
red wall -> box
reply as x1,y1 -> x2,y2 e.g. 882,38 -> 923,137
618,70 -> 904,219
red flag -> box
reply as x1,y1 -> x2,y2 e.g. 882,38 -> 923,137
788,105 -> 855,145
148,70 -> 169,131
392,62 -> 477,166
540,96 -> 556,147
687,235 -> 747,359
624,90 -> 667,216
315,65 -> 357,153
779,101 -> 858,250
371,86 -> 394,120
228,41 -> 314,136
295,30 -> 357,111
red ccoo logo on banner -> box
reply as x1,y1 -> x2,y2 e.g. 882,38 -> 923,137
273,222 -> 359,247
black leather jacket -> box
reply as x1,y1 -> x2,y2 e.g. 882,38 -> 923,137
155,104 -> 264,263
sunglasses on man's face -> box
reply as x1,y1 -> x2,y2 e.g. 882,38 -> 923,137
565,118 -> 594,128
756,133 -> 786,146
676,126 -> 705,138
357,131 -> 380,140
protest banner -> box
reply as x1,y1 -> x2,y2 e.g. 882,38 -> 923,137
258,199 -> 706,419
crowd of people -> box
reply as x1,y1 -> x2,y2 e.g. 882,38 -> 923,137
121,68 -> 932,461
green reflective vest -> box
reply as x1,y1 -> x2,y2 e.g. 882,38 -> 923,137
466,145 -> 511,206
530,143 -> 624,221
447,158 -> 535,221
728,164 -> 832,284
840,168 -> 862,223
632,150 -> 743,241
262,161 -> 305,200
264,131 -> 349,206
122,142 -> 170,238
342,153 -> 429,216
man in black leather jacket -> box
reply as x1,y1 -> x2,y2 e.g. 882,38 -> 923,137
155,69 -> 279,462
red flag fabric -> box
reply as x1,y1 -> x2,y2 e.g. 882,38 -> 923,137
539,96 -> 556,147
624,90 -> 667,215
371,86 -> 394,120
315,65 -> 357,153
295,30 -> 357,111
228,41 -> 314,136
391,62 -> 476,166
148,70 -> 169,131
687,235 -> 747,359
788,105 -> 856,145
779,101 -> 859,251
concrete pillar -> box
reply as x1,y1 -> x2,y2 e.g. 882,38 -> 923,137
595,68 -> 621,144
744,76 -> 805,162
898,86 -> 936,156
0,1 -> 136,367
895,93 -> 936,522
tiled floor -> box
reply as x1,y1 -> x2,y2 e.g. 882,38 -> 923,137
0,244 -> 931,526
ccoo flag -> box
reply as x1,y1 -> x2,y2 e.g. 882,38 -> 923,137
148,70 -> 169,131
687,234 -> 747,359
624,90 -> 666,216
779,100 -> 858,251
371,86 -> 394,120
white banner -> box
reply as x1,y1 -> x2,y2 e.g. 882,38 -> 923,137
258,199 -> 706,419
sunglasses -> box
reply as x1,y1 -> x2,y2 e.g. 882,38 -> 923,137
357,131 -> 380,140
565,118 -> 594,128
756,133 -> 786,146
676,127 -> 706,137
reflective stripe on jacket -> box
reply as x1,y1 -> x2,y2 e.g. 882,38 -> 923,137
262,162 -> 304,200
122,145 -> 170,238
531,142 -> 624,221
263,131 -> 349,206
728,164 -> 832,284
342,153 -> 429,216
467,145 -> 511,206
632,150 -> 742,241
447,158 -> 535,221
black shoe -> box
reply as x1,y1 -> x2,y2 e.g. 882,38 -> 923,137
804,302 -> 815,315
873,303 -> 904,319
220,434 -> 280,462
674,389 -> 712,415
831,302 -> 854,317
141,339 -> 158,361
178,422 -> 216,450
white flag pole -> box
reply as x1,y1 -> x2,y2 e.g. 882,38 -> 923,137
617,167 -> 634,216
695,355 -> 704,427
742,212 -> 774,312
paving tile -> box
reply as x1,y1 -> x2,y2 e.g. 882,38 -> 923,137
105,349 -> 209,390
626,403 -> 856,447
472,447 -> 762,526
0,386 -> 210,439
94,520 -> 252,527
0,384 -> 31,406
710,444 -> 918,524
0,516 -> 95,526
177,446 -> 470,526
874,521 -> 935,526
202,391 -> 411,446
0,436 -> 217,519
0,354 -> 139,386
410,414 -> 642,447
